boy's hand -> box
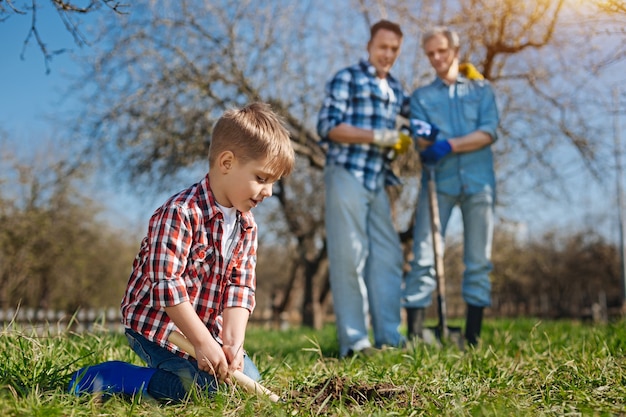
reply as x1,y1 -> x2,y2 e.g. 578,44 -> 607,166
195,337 -> 229,382
164,303 -> 231,382
221,306 -> 248,378
223,343 -> 245,377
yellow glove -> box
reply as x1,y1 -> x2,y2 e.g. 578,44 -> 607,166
459,62 -> 484,80
392,130 -> 413,155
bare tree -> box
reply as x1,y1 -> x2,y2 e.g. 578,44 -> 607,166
594,0 -> 626,14
1,0 -> 126,72
72,0 -> 624,327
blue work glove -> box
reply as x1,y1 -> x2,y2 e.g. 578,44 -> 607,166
420,140 -> 452,164
410,119 -> 439,142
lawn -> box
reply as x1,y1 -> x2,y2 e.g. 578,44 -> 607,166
1,318 -> 625,416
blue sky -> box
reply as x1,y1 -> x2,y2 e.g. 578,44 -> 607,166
1,9 -> 77,140
0,6 -> 171,232
1,4 -> 625,244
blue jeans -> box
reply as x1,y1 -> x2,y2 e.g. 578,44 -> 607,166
403,184 -> 494,308
125,329 -> 260,401
324,164 -> 405,357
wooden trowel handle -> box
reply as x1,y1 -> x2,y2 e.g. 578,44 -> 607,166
168,331 -> 281,402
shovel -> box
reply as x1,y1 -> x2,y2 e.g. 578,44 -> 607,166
422,164 -> 464,350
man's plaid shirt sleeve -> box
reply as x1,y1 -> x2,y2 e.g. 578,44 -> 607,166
317,69 -> 352,140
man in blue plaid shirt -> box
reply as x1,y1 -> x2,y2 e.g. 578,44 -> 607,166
317,19 -> 410,358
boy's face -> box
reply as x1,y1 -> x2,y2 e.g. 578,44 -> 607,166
218,155 -> 276,212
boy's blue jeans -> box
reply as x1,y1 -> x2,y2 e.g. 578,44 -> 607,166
125,328 -> 261,401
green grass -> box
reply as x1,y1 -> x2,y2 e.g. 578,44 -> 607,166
1,318 -> 625,416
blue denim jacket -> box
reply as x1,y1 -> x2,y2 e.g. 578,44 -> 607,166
410,75 -> 499,195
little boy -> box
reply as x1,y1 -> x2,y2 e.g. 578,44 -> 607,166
69,102 -> 295,402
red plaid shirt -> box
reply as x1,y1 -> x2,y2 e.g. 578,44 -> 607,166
121,174 -> 257,357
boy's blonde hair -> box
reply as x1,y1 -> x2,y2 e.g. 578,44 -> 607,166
209,102 -> 295,178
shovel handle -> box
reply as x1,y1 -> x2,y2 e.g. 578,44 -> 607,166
168,331 -> 281,402
426,165 -> 449,334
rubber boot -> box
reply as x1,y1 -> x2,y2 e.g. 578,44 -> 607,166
406,307 -> 425,340
465,304 -> 484,347
68,361 -> 157,398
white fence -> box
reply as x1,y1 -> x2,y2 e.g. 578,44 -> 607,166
0,306 -> 280,336
0,307 -> 125,335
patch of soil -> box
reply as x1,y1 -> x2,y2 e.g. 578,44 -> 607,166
292,375 -> 411,413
